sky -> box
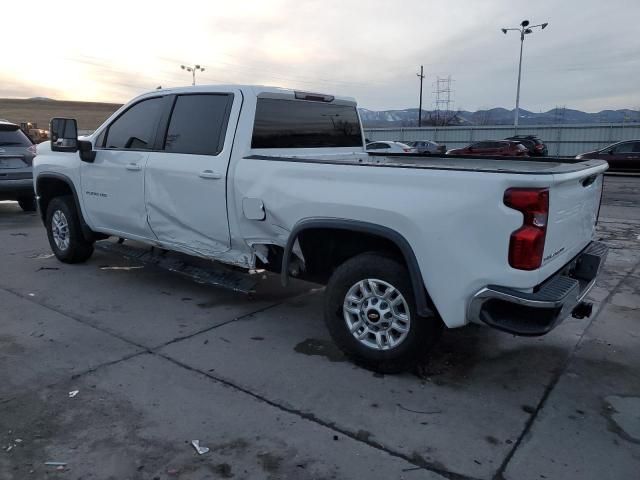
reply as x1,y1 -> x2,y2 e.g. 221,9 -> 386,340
2,0 -> 639,112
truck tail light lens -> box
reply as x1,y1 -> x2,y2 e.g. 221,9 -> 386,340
504,188 -> 549,270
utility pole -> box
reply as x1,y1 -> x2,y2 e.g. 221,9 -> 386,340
417,65 -> 425,127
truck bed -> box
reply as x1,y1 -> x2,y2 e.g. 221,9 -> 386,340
247,154 -> 608,175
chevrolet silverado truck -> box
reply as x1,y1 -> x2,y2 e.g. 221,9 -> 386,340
33,85 -> 609,372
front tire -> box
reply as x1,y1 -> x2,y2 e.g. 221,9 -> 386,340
324,252 -> 442,373
46,196 -> 94,263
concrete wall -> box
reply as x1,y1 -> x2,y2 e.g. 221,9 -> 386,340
364,123 -> 640,156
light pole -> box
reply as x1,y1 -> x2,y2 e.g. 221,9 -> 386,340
502,20 -> 548,131
417,65 -> 425,127
180,64 -> 205,86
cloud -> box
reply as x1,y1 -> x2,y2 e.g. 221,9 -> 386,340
0,0 -> 638,112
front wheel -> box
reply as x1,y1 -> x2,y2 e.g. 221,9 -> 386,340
45,196 -> 94,263
324,252 -> 442,373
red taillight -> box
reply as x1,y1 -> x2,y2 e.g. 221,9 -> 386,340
504,188 -> 549,270
535,144 -> 544,150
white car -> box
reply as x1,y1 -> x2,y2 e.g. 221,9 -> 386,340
366,141 -> 416,153
33,85 -> 608,373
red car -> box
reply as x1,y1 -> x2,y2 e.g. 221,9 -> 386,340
446,140 -> 529,157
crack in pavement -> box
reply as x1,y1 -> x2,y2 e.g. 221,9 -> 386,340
493,255 -> 640,480
157,352 -> 482,480
0,283 -> 477,479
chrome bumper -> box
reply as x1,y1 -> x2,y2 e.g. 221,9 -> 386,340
468,241 -> 609,336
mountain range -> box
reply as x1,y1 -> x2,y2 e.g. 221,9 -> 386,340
358,107 -> 640,128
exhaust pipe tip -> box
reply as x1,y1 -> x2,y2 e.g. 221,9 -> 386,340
571,301 -> 593,319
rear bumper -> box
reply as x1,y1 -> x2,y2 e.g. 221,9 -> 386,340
0,177 -> 34,199
468,241 -> 608,336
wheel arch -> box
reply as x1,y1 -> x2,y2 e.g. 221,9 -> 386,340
36,173 -> 96,241
281,218 -> 436,318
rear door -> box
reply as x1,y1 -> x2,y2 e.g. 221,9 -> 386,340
81,96 -> 166,238
144,92 -> 237,255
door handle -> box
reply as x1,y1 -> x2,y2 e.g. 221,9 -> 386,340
126,163 -> 141,171
199,170 -> 222,179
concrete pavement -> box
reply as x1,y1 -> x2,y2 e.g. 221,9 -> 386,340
1,175 -> 638,480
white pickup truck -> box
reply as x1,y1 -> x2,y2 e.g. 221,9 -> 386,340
33,85 -> 609,372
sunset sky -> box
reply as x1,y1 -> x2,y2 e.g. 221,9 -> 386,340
3,0 -> 639,112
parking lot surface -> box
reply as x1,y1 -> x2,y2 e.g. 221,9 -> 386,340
1,175 -> 639,480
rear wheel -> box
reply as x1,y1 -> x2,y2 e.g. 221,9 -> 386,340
46,196 -> 94,263
17,196 -> 37,212
324,252 -> 442,373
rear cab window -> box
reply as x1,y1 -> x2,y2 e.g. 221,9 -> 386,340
251,97 -> 363,149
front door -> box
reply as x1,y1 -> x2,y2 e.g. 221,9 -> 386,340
81,96 -> 165,239
145,93 -> 236,255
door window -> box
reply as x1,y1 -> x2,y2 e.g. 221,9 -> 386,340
164,94 -> 233,155
612,142 -> 634,154
104,97 -> 164,150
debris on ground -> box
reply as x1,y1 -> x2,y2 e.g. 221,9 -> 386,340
68,390 -> 79,398
44,461 -> 67,466
191,439 -> 210,455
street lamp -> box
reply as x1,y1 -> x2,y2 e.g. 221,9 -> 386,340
502,20 -> 548,130
180,64 -> 205,86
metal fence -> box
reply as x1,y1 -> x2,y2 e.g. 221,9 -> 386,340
364,123 -> 640,157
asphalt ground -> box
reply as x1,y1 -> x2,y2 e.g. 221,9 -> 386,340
1,174 -> 638,480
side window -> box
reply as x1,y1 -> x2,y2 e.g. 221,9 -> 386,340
164,94 -> 233,155
614,142 -> 634,154
104,97 -> 164,150
473,142 -> 490,149
633,142 -> 640,153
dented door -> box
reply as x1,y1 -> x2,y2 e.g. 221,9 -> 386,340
145,92 -> 238,255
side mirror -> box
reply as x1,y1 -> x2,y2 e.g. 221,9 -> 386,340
50,118 -> 78,152
78,140 -> 96,163
608,149 -> 615,155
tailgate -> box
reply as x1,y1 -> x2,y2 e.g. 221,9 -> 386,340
540,164 -> 607,276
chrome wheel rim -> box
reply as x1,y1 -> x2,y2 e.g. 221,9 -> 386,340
52,210 -> 70,251
343,278 -> 411,351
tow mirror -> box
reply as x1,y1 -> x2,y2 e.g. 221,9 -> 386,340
50,118 -> 78,152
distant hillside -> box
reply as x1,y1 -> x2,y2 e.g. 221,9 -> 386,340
0,98 -> 122,130
359,107 -> 640,127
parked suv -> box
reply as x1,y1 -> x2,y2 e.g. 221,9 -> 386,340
446,140 -> 528,156
576,140 -> 640,171
0,120 -> 37,211
505,135 -> 548,156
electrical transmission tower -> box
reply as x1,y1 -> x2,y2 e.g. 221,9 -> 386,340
433,76 -> 454,126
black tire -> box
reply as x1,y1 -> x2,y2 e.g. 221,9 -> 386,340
17,196 -> 37,212
45,196 -> 94,263
324,252 -> 442,373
